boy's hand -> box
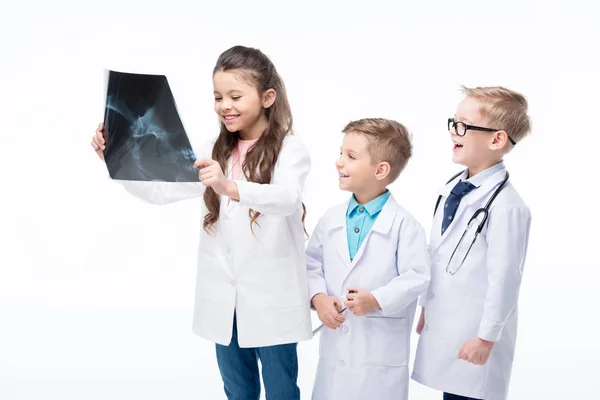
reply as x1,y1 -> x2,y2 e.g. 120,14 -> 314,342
91,122 -> 106,160
416,307 -> 425,334
312,293 -> 345,329
193,159 -> 237,198
344,287 -> 380,316
457,337 -> 495,365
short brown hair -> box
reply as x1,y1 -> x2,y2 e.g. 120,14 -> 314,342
461,86 -> 532,146
342,118 -> 412,183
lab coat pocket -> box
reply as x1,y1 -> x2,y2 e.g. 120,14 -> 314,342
428,295 -> 483,343
244,256 -> 302,309
363,316 -> 408,367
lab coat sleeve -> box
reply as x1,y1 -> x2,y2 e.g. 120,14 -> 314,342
306,217 -> 328,307
116,140 -> 212,205
119,181 -> 206,205
235,135 -> 310,216
478,206 -> 531,342
371,216 -> 431,317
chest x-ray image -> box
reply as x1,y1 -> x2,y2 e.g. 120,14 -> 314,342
102,70 -> 199,182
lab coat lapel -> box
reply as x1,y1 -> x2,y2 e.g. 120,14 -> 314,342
224,157 -> 250,215
327,200 -> 352,269
464,168 -> 507,207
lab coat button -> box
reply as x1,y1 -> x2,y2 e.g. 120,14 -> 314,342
436,255 -> 441,263
428,292 -> 435,300
339,360 -> 345,367
226,248 -> 232,255
230,280 -> 236,287
342,325 -> 348,333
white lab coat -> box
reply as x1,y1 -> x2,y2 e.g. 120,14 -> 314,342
412,166 -> 532,400
118,134 -> 313,348
306,194 -> 430,400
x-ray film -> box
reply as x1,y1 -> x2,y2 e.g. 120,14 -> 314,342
102,70 -> 199,182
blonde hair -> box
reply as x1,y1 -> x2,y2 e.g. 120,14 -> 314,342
342,118 -> 412,183
461,85 -> 532,146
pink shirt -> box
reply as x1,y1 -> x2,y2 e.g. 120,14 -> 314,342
231,138 -> 258,181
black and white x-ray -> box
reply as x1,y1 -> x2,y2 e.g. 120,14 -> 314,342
102,70 -> 199,182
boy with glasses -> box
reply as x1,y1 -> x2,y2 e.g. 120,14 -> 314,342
411,86 -> 532,400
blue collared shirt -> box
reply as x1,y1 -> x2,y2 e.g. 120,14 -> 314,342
346,190 -> 391,260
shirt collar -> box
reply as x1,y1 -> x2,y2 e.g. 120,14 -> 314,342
347,190 -> 391,217
465,161 -> 505,188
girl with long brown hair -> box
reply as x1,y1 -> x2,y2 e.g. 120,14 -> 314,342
91,45 -> 312,399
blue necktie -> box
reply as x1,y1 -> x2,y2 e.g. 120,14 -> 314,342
441,180 -> 476,235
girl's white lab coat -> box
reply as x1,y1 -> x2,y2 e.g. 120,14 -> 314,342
118,134 -> 313,348
306,195 -> 430,400
412,167 -> 531,400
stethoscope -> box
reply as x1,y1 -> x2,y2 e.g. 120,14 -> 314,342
434,170 -> 510,275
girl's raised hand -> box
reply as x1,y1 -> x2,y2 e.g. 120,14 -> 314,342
91,122 -> 106,160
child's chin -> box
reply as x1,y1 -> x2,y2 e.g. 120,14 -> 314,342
452,153 -> 466,164
338,182 -> 351,191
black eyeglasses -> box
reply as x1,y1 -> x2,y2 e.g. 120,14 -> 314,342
448,118 -> 516,146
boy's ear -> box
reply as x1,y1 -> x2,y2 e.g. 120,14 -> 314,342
375,161 -> 391,181
490,130 -> 509,150
262,89 -> 277,109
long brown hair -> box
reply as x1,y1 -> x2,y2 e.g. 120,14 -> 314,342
203,45 -> 306,234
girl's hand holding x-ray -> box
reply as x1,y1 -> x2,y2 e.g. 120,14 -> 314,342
312,294 -> 345,330
91,123 -> 106,160
193,158 -> 239,200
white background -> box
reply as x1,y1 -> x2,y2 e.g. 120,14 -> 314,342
1,0 -> 599,398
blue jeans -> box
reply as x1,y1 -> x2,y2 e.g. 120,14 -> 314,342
444,393 -> 483,400
215,314 -> 300,400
